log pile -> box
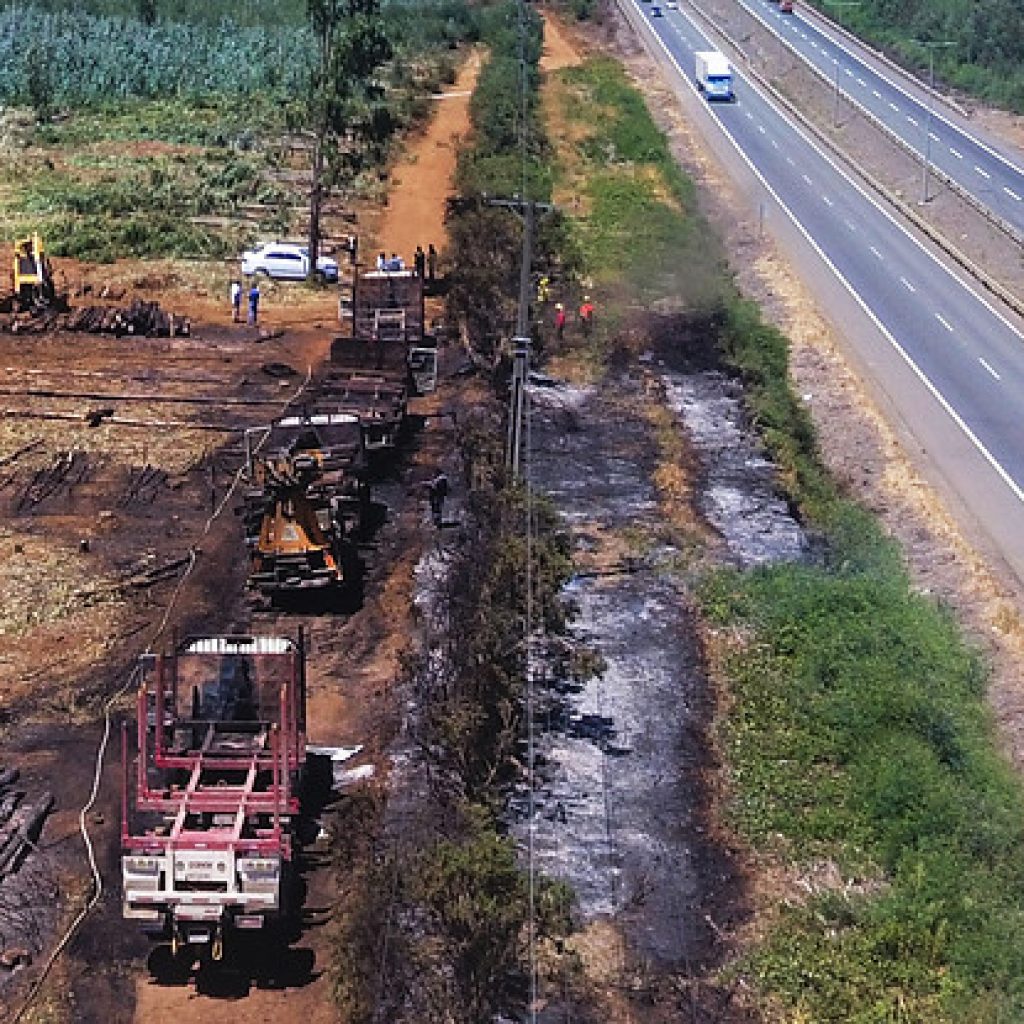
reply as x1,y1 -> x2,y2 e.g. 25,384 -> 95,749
63,299 -> 190,337
0,770 -> 52,883
0,298 -> 190,337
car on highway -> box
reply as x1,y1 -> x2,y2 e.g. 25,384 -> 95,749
241,242 -> 339,283
780,0 -> 794,12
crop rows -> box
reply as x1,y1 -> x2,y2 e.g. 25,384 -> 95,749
0,7 -> 313,104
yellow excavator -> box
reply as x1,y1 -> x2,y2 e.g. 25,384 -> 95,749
11,233 -> 57,311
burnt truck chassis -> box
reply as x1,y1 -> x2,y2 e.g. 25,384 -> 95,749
121,635 -> 307,964
242,413 -> 368,599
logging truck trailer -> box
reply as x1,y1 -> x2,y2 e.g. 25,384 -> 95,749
316,371 -> 409,451
121,635 -> 307,961
333,267 -> 437,396
242,413 -> 367,598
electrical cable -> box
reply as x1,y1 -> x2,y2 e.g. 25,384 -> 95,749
11,365 -> 313,1022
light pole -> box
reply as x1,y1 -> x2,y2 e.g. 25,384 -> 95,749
823,0 -> 862,128
913,40 -> 956,204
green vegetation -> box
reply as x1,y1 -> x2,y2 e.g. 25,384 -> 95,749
0,0 -> 479,262
701,545 -> 1024,1020
448,0 -> 576,359
804,0 -> 1024,112
456,1 -> 551,201
555,58 -> 724,309
0,1 -> 476,107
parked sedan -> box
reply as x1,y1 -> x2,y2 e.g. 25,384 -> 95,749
241,242 -> 339,283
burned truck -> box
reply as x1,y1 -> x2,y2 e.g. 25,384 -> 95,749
328,268 -> 437,450
121,635 -> 306,967
242,411 -> 368,601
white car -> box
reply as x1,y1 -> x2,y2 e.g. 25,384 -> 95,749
241,242 -> 339,283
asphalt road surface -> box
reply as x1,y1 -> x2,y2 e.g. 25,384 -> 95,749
735,0 -> 1024,232
624,0 -> 1024,581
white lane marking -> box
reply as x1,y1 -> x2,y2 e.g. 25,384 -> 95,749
975,165 -> 991,179
900,277 -> 916,293
823,195 -> 834,206
745,109 -> 754,119
980,358 -> 1002,381
907,116 -> 918,126
638,14 -> 1024,512
845,220 -> 856,231
844,68 -> 853,76
888,102 -> 900,112
810,40 -> 818,48
802,173 -> 812,185
873,89 -> 882,98
929,132 -> 941,142
950,147 -> 963,159
758,124 -> 766,133
771,138 -> 779,149
936,313 -> 955,332
869,246 -> 883,259
1004,187 -> 1022,201
856,77 -> 867,87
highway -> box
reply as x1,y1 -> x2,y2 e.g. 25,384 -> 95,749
624,0 -> 1024,576
735,0 -> 1024,232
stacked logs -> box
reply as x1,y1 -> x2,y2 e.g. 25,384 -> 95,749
2,299 -> 190,337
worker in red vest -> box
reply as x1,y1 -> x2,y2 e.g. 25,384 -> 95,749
554,302 -> 566,341
579,296 -> 594,338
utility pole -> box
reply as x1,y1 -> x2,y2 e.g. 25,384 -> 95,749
823,0 -> 861,128
485,196 -> 552,479
913,40 -> 956,205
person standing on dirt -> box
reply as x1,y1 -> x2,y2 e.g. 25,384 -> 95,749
579,295 -> 594,338
429,471 -> 449,527
427,243 -> 437,284
230,279 -> 242,323
554,302 -> 566,341
376,251 -> 386,271
414,245 -> 426,278
248,281 -> 260,326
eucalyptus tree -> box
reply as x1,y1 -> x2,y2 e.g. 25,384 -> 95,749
306,0 -> 392,279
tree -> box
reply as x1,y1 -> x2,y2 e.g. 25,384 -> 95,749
306,0 -> 393,281
138,0 -> 157,25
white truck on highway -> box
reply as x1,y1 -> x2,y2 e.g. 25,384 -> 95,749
695,51 -> 734,102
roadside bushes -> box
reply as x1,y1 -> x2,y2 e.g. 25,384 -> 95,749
702,554 -> 1024,1019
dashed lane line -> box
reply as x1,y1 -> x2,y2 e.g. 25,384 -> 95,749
900,277 -> 916,293
950,147 -> 963,159
822,195 -> 834,206
975,165 -> 991,179
1005,187 -> 1022,202
935,313 -> 955,333
980,358 -> 1002,381
870,246 -> 883,259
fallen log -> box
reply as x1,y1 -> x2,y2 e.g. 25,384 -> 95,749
0,792 -> 53,878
